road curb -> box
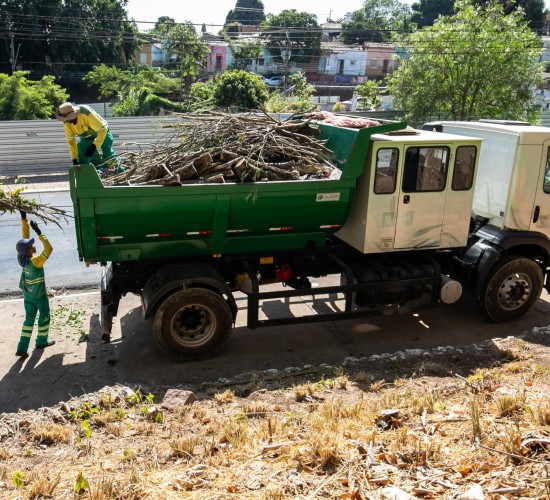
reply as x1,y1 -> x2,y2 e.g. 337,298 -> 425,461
1,173 -> 69,184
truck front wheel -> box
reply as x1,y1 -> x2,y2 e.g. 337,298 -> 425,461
482,255 -> 543,322
153,288 -> 233,361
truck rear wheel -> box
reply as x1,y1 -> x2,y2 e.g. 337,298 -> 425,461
153,288 -> 233,361
482,255 -> 543,322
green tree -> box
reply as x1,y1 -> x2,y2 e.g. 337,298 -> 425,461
161,22 -> 209,103
189,81 -> 215,109
388,0 -> 544,125
410,0 -> 455,28
0,0 -> 139,77
224,22 -> 243,38
225,0 -> 266,26
342,0 -> 413,44
0,71 -> 68,120
225,37 -> 263,70
356,81 -> 382,110
473,0 -> 545,32
287,72 -> 315,110
213,70 -> 268,110
153,16 -> 176,34
262,10 -> 321,64
84,64 -> 178,102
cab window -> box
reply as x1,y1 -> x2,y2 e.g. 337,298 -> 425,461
402,147 -> 449,193
452,146 -> 477,191
374,148 -> 398,194
544,147 -> 550,194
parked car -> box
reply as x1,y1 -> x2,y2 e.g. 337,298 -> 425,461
263,76 -> 284,87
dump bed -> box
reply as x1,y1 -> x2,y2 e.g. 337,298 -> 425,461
70,118 -> 406,263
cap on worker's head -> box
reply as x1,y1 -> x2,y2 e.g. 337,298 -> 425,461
55,102 -> 80,122
16,238 -> 35,267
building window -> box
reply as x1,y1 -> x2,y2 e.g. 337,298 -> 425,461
350,60 -> 356,66
258,58 -> 265,66
370,59 -> 378,69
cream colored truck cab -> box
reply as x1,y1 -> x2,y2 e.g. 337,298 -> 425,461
433,120 -> 550,236
338,121 -> 550,323
337,129 -> 482,252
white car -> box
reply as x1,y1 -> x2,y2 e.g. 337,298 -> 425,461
263,76 -> 284,87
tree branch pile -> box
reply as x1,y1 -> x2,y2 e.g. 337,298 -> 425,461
103,112 -> 341,186
0,185 -> 69,227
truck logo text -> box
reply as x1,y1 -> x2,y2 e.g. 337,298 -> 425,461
316,193 -> 340,202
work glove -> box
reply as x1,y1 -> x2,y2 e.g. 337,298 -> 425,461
19,210 -> 26,219
72,158 -> 78,165
85,144 -> 96,157
29,220 -> 41,236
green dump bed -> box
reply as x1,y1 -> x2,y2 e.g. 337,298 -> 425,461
70,118 -> 406,263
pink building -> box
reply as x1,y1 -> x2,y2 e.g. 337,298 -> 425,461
363,43 -> 395,80
206,42 -> 229,73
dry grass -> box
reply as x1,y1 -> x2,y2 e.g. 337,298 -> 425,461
1,341 -> 550,498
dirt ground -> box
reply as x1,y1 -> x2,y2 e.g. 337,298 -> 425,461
0,289 -> 549,498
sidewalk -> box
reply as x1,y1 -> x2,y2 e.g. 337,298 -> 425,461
1,173 -> 69,192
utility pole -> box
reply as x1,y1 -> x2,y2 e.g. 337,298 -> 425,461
10,34 -> 15,73
279,31 -> 291,91
10,34 -> 21,74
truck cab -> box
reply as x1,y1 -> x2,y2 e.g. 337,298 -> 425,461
337,129 -> 482,252
424,120 -> 550,236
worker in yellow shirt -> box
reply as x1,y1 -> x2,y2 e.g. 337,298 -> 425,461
15,211 -> 55,359
55,102 -> 122,172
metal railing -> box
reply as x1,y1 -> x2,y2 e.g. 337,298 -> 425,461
0,116 -> 176,178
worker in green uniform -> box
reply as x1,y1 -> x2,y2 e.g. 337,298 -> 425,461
55,102 -> 122,172
15,211 -> 55,359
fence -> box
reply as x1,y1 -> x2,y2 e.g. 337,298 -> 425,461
0,116 -> 176,178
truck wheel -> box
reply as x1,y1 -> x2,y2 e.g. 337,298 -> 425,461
482,255 -> 543,322
153,288 -> 233,361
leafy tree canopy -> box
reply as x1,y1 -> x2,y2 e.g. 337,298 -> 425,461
473,0 -> 546,32
265,72 -> 316,113
0,71 -> 68,120
152,16 -> 176,35
84,64 -> 178,102
262,10 -> 321,64
223,22 -> 243,38
410,0 -> 455,28
225,0 -> 266,26
411,0 -> 545,31
342,0 -> 413,44
0,0 -> 139,77
225,37 -> 263,70
356,81 -> 382,110
388,0 -> 544,126
158,21 -> 209,102
213,70 -> 268,110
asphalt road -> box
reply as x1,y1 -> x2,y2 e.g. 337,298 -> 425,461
0,188 -> 101,297
1,287 -> 550,414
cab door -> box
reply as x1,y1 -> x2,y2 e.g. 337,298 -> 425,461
529,140 -> 550,237
394,146 -> 450,249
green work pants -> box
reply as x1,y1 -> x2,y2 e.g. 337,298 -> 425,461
18,293 -> 50,353
77,129 -> 117,168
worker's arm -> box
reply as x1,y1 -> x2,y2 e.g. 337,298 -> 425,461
85,112 -> 108,148
22,217 -> 30,239
30,234 -> 52,269
64,123 -> 78,161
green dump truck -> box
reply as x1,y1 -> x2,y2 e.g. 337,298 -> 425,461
70,118 -> 550,360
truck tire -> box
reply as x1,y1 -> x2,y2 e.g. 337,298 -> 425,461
153,288 -> 233,361
482,255 -> 543,322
